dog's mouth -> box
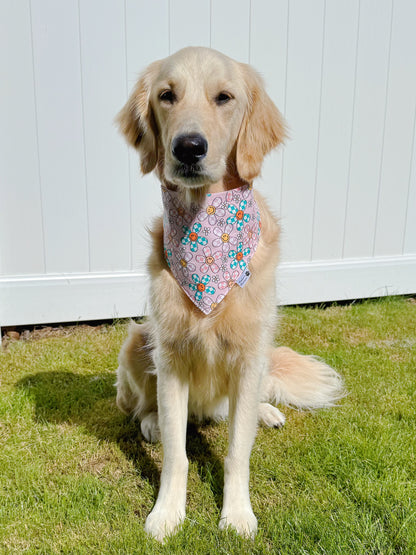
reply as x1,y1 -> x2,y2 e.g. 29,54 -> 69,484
172,162 -> 211,186
175,162 -> 202,179
166,159 -> 220,189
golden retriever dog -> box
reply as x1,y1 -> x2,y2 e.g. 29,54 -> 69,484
115,46 -> 343,541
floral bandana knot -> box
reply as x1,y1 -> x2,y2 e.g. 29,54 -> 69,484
162,184 -> 261,315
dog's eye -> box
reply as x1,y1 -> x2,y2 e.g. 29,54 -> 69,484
215,92 -> 233,105
159,90 -> 176,103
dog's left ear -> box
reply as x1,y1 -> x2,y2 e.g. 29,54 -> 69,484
236,65 -> 287,182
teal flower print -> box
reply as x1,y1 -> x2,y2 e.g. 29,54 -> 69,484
227,199 -> 251,231
189,273 -> 216,301
228,242 -> 251,270
181,222 -> 208,252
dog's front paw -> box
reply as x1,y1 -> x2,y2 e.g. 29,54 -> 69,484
145,507 -> 185,542
219,507 -> 258,538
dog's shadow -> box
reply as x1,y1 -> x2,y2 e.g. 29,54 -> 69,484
16,370 -> 224,509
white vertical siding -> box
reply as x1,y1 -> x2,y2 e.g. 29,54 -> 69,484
280,0 -> 326,262
31,0 -> 90,273
343,0 -> 392,259
373,0 -> 416,256
210,0 -> 251,61
311,0 -> 359,261
405,122 -> 416,254
249,0 -> 288,213
79,0 -> 131,272
0,0 -> 45,275
170,0 -> 211,51
0,0 -> 415,327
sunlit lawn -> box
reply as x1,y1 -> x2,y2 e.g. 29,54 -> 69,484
1,296 -> 415,554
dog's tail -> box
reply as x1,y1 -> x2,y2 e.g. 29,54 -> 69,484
262,347 -> 344,409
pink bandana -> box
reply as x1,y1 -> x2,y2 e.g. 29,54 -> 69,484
162,184 -> 261,314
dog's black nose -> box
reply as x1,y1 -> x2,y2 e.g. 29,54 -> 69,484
172,134 -> 208,165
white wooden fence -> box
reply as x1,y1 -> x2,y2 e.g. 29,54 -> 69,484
1,0 -> 415,328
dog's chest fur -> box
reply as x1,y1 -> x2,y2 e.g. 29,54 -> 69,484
144,191 -> 281,414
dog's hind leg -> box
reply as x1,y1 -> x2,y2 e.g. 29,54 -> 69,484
116,321 -> 159,441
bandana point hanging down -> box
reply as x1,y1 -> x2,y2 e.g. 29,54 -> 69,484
162,183 -> 261,314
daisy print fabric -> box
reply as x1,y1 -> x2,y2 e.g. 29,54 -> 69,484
161,184 -> 261,315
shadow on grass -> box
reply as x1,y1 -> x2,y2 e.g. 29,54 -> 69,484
15,370 -> 224,509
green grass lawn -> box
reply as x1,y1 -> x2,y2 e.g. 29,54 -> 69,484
1,297 -> 415,554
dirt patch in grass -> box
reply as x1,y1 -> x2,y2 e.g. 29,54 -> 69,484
344,328 -> 374,346
1,323 -> 109,350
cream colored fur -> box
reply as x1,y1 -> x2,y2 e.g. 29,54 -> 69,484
115,47 -> 344,541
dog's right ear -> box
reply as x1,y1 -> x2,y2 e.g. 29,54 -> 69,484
116,61 -> 161,174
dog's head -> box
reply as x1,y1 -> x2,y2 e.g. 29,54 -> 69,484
117,47 -> 286,190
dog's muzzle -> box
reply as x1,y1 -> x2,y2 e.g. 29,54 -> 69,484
172,133 -> 208,166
